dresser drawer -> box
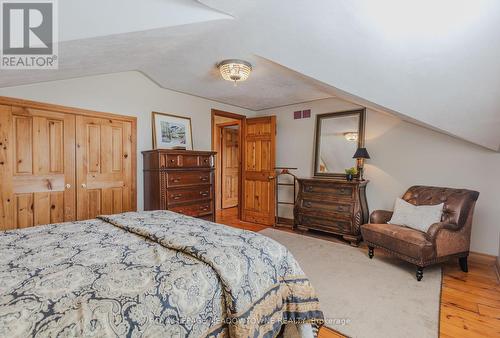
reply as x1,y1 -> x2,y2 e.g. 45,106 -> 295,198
160,154 -> 213,168
300,199 -> 353,216
167,186 -> 212,204
299,215 -> 351,234
170,201 -> 212,217
302,182 -> 354,200
167,171 -> 212,187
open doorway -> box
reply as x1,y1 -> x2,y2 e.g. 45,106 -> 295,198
211,109 -> 244,222
212,110 -> 277,226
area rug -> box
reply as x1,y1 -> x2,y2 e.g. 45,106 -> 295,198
259,229 -> 442,338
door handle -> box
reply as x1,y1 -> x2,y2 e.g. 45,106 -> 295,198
81,183 -> 87,188
268,176 -> 276,180
65,183 -> 71,189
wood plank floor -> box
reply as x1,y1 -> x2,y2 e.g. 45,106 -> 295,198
216,208 -> 500,338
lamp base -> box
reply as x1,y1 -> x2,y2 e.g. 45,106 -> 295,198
357,166 -> 364,181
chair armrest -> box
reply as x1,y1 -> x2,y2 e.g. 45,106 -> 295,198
425,222 -> 461,241
370,210 -> 393,224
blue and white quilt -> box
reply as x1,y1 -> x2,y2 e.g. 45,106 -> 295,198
0,210 -> 323,337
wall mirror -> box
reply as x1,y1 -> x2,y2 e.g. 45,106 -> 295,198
313,109 -> 366,178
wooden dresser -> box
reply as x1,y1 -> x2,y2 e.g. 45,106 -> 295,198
143,150 -> 216,221
294,178 -> 369,246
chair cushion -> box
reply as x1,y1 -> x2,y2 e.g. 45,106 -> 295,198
361,223 -> 435,262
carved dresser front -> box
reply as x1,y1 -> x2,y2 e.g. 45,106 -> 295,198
142,149 -> 216,222
294,178 -> 369,246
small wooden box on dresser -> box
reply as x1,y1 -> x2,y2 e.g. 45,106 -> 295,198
143,150 -> 216,221
294,178 -> 369,246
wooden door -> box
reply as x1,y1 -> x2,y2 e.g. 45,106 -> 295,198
221,127 -> 239,209
76,116 -> 133,220
242,116 -> 276,225
0,105 -> 76,230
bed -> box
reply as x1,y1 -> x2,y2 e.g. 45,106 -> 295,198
0,210 -> 323,337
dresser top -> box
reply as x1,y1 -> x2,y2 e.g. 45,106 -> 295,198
142,149 -> 217,155
298,177 -> 369,186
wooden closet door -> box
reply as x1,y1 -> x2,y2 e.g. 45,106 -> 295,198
241,116 -> 276,225
0,105 -> 76,230
76,116 -> 133,220
222,128 -> 239,209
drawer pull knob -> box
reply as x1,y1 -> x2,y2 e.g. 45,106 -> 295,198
304,202 -> 312,208
200,206 -> 209,211
172,178 -> 181,183
200,192 -> 209,197
172,194 -> 182,200
200,176 -> 208,181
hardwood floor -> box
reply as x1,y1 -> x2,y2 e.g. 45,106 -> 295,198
216,207 -> 500,338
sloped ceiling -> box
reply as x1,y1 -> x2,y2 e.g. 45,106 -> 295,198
1,0 -> 499,150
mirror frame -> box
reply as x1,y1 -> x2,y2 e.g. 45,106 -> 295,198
313,108 -> 366,178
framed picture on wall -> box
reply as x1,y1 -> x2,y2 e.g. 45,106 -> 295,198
152,112 -> 193,150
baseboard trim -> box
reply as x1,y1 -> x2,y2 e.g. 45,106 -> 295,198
276,217 -> 294,226
469,251 -> 499,282
470,250 -> 496,259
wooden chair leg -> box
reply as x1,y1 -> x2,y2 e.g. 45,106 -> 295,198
459,256 -> 468,272
368,246 -> 374,259
416,267 -> 424,281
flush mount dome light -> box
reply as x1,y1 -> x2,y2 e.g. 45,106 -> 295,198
217,59 -> 252,85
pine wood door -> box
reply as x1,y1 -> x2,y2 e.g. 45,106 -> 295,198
0,105 -> 76,230
242,116 -> 276,225
221,128 -> 239,209
76,116 -> 133,220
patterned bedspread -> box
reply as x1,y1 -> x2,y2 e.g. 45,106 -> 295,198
0,210 -> 323,337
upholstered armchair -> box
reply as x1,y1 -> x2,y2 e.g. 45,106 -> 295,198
361,186 -> 480,281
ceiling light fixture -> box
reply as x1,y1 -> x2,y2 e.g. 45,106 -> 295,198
217,59 -> 252,86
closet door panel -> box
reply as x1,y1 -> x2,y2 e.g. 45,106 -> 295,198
50,191 -> 65,223
13,194 -> 33,228
0,106 -> 75,230
76,116 -> 133,220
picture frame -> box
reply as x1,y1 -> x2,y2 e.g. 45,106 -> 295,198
152,112 -> 193,150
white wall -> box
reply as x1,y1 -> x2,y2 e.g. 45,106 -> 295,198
257,98 -> 500,256
2,73 -> 498,255
0,71 -> 255,210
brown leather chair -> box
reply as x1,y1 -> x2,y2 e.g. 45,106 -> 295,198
361,186 -> 479,281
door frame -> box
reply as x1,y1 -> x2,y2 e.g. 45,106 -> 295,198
211,109 -> 245,220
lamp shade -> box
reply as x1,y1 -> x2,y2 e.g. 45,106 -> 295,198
353,147 -> 370,159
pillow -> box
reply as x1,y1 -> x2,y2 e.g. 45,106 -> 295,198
388,198 -> 444,232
